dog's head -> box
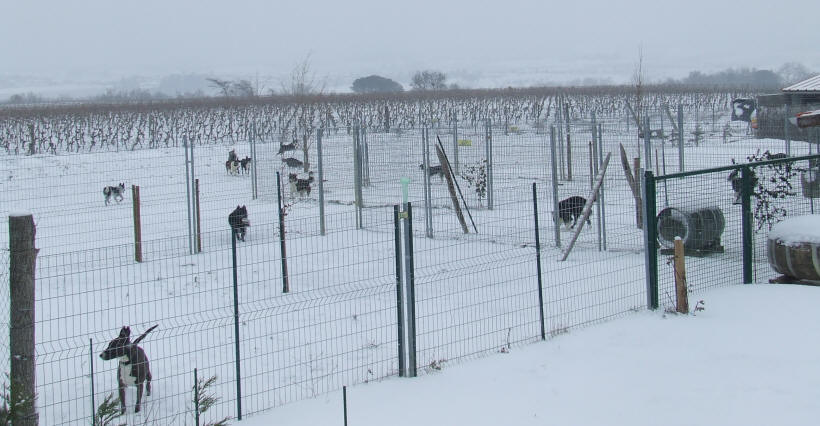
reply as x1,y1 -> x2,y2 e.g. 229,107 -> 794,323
100,326 -> 131,360
288,173 -> 298,183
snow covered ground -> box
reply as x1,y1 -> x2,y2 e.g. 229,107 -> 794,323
244,283 -> 820,426
1,110 -> 818,424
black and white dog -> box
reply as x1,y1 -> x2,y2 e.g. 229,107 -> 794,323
103,183 -> 126,205
99,325 -> 158,414
419,163 -> 444,181
558,196 -> 590,229
229,205 -> 250,241
288,172 -> 314,197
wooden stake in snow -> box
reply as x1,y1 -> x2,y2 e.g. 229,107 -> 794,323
674,237 -> 689,314
9,214 -> 39,425
560,152 -> 611,261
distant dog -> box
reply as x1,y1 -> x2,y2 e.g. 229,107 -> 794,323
103,183 -> 126,205
282,157 -> 304,168
288,172 -> 313,197
240,156 -> 252,174
99,325 -> 158,414
226,160 -> 240,175
419,163 -> 444,181
229,205 -> 250,241
228,149 -> 238,163
277,139 -> 297,155
558,196 -> 590,229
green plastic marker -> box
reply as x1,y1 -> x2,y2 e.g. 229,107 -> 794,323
400,177 -> 410,204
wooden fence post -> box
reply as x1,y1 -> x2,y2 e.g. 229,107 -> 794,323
132,185 -> 143,262
674,238 -> 689,314
9,214 -> 39,425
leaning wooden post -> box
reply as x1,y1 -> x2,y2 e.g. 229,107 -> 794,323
674,238 -> 689,314
434,143 -> 468,234
9,214 -> 39,425
132,185 -> 143,262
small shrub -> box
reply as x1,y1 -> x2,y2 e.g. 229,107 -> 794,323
461,159 -> 488,204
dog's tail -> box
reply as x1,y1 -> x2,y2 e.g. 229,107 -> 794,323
133,324 -> 158,346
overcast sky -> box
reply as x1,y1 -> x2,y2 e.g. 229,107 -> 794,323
1,0 -> 818,90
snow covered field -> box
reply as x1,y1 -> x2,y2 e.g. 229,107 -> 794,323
0,111 -> 816,424
244,283 -> 820,426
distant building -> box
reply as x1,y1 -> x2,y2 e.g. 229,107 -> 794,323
757,74 -> 820,142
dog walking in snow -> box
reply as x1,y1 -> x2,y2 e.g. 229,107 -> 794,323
103,183 -> 126,205
99,324 -> 158,414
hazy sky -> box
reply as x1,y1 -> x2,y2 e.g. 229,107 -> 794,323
1,0 -> 818,90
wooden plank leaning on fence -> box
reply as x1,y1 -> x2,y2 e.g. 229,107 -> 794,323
434,143 -> 469,234
560,152 -> 611,261
619,143 -> 643,229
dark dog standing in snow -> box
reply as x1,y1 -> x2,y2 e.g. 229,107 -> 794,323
558,196 -> 591,229
103,183 -> 126,205
99,324 -> 158,414
229,205 -> 250,241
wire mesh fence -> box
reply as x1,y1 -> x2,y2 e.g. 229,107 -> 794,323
649,153 -> 820,311
3,99 -> 819,423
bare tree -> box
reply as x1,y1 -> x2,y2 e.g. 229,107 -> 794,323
280,53 -> 326,96
411,70 -> 447,91
207,78 -> 233,97
632,46 -> 645,131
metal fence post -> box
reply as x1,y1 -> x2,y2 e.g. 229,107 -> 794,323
230,228 -> 242,421
184,136 -> 194,255
644,115 -> 653,172
677,103 -> 684,172
532,183 -> 546,340
785,103 -> 791,155
741,166 -> 754,284
393,206 -> 405,376
550,126 -> 561,248
452,117 -> 459,174
642,170 -> 659,310
353,126 -> 363,229
402,203 -> 417,377
250,123 -> 258,200
486,121 -> 494,210
597,123 -> 607,251
564,103 -> 572,181
317,128 -> 326,236
362,126 -> 370,187
422,128 -> 433,237
194,368 -> 200,426
90,339 -> 96,426
276,172 -> 290,293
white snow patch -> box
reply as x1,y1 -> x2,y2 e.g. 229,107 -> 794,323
768,215 -> 820,246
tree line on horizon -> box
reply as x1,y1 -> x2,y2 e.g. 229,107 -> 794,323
3,62 -> 815,106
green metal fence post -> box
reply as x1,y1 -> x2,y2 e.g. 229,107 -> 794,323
741,165 -> 754,284
533,183 -> 546,340
642,170 -> 659,310
231,229 -> 242,420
